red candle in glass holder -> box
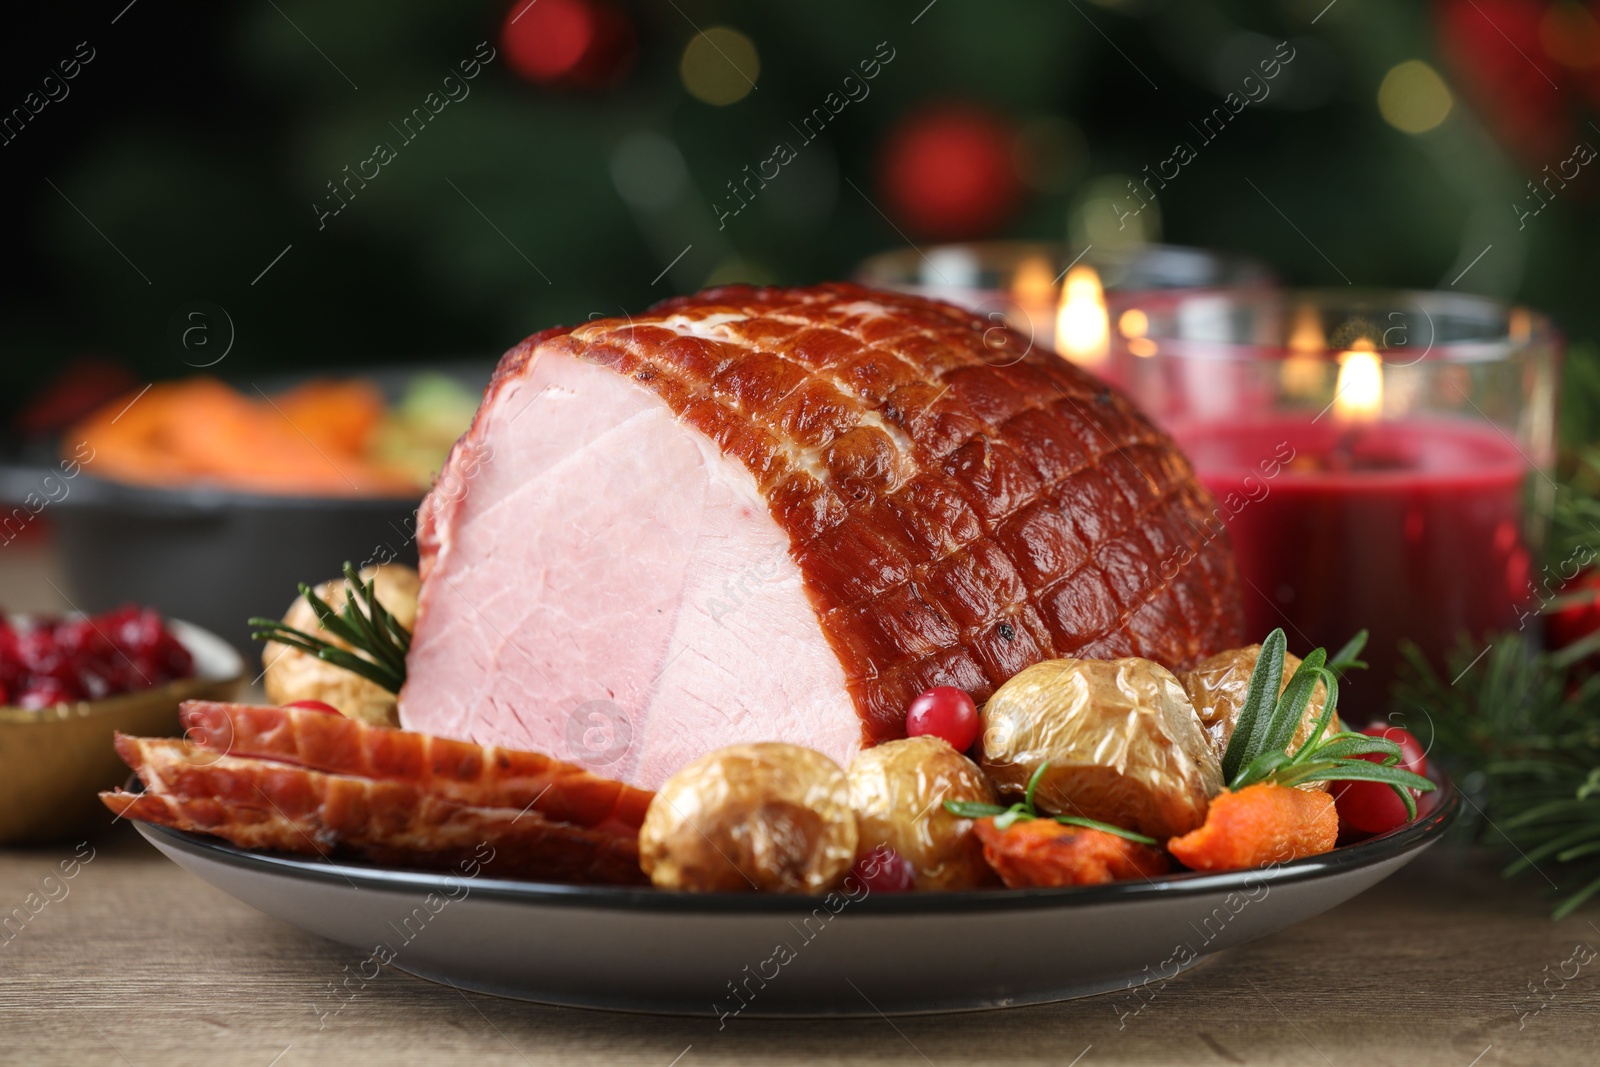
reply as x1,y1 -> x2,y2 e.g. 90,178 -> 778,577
1173,412 -> 1531,701
1115,292 -> 1557,709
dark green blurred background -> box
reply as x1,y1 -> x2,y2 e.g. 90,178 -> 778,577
4,0 -> 1597,438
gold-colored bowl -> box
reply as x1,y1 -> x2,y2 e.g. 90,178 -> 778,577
0,620 -> 243,844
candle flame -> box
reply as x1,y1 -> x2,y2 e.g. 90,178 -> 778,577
1056,265 -> 1109,366
1009,254 -> 1057,343
1333,341 -> 1383,422
1118,308 -> 1158,356
1288,304 -> 1325,353
1012,255 -> 1056,307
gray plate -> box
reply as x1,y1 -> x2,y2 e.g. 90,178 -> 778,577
134,774 -> 1457,1018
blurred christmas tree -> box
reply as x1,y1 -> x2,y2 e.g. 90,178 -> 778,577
5,0 -> 1600,449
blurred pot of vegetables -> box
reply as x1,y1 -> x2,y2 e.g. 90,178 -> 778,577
0,365 -> 486,655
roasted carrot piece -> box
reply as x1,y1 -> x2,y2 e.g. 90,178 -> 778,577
275,378 -> 387,455
1166,782 -> 1337,872
972,817 -> 1171,888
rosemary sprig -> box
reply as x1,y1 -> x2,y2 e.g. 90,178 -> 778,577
1223,628 -> 1435,818
249,562 -> 410,694
944,762 -> 1159,846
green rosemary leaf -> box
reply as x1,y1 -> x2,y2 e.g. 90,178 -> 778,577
1263,648 -> 1328,758
1328,629 -> 1370,674
1232,749 -> 1294,791
1024,761 -> 1049,812
1053,814 -> 1159,846
1224,628 -> 1288,782
1271,760 -> 1433,820
248,629 -> 329,661
992,804 -> 1032,832
1273,759 -> 1434,792
300,582 -> 368,650
944,800 -> 1008,819
355,566 -> 414,666
338,566 -> 405,674
1290,676 -> 1340,766
314,647 -> 404,692
1304,734 -> 1403,763
367,583 -> 412,652
250,620 -> 338,653
250,568 -> 413,695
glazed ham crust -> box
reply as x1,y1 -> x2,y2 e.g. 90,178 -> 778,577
415,283 -> 1244,748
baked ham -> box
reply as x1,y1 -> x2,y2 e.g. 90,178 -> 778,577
400,283 -> 1244,789
102,703 -> 651,884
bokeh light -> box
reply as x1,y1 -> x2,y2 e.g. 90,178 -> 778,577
1540,2 -> 1600,69
502,0 -> 595,83
680,27 -> 759,106
610,132 -> 690,212
1377,60 -> 1453,134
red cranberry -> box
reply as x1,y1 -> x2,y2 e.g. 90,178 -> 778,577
905,686 -> 981,752
851,846 -> 916,893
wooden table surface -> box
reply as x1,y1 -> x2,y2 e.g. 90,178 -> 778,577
3,549 -> 1599,1066
0,827 -> 1594,1067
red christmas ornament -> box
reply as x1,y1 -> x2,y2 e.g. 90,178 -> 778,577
500,0 -> 636,90
878,103 -> 1022,239
1432,0 -> 1569,164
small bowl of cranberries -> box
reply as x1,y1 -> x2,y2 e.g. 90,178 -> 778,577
0,606 -> 243,845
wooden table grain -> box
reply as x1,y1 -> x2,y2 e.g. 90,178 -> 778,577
0,827 -> 1596,1067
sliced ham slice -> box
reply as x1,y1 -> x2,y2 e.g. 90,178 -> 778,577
177,701 -> 651,837
401,283 -> 1245,788
104,733 -> 646,885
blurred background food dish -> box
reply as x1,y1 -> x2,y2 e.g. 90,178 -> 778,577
69,371 -> 481,498
0,617 -> 242,845
0,365 -> 487,653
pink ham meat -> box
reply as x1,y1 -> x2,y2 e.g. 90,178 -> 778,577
400,283 -> 1245,789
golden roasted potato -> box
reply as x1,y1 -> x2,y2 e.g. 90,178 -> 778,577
981,658 -> 1221,841
639,742 -> 857,893
261,563 -> 420,726
1178,645 -> 1343,789
847,737 -> 999,891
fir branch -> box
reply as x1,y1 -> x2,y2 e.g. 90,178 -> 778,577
1392,634 -> 1600,918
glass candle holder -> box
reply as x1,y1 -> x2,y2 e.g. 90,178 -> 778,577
1111,288 -> 1560,707
855,241 -> 1271,373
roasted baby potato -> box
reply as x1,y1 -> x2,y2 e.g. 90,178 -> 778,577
981,658 -> 1222,841
639,742 -> 858,893
261,563 -> 420,726
847,736 -> 999,891
1178,645 -> 1343,787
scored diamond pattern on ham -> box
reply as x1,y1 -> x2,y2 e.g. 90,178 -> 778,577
401,283 -> 1245,788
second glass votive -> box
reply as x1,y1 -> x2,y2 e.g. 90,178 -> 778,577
1111,288 -> 1558,706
